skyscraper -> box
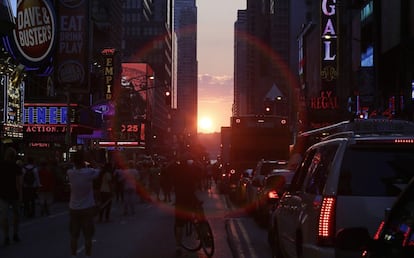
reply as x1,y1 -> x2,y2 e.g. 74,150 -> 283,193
173,0 -> 198,135
122,0 -> 173,154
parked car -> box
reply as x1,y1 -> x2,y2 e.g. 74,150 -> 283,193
252,169 -> 294,226
246,159 -> 288,210
335,177 -> 414,258
268,119 -> 414,258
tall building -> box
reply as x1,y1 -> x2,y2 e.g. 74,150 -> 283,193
173,0 -> 198,136
234,0 -> 305,120
297,0 -> 414,131
234,10 -> 248,116
122,0 -> 173,154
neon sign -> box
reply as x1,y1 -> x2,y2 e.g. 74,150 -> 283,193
320,0 -> 338,84
23,106 -> 69,124
102,48 -> 115,100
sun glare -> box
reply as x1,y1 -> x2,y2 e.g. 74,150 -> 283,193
199,117 -> 214,133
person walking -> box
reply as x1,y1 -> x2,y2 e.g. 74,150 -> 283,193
67,151 -> 101,258
120,161 -> 139,216
0,147 -> 23,246
149,162 -> 161,201
37,160 -> 56,216
160,162 -> 172,202
98,163 -> 114,222
22,156 -> 40,218
112,162 -> 124,203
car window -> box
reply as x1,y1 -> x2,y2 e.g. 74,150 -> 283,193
338,145 -> 414,196
304,144 -> 339,194
265,175 -> 286,189
289,149 -> 317,192
380,182 -> 414,247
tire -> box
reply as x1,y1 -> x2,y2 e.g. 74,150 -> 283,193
180,221 -> 202,251
199,221 -> 215,257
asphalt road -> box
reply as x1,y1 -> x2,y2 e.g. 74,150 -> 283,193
0,183 -> 270,258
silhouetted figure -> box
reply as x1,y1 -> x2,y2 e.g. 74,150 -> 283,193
67,151 -> 100,257
0,147 -> 23,246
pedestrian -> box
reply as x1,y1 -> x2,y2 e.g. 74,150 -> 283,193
37,160 -> 56,216
120,161 -> 139,216
22,156 -> 40,218
0,147 -> 23,246
67,151 -> 101,258
160,162 -> 172,202
149,162 -> 161,201
98,163 -> 114,222
113,162 -> 124,203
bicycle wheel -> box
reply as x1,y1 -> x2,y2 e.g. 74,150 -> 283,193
180,220 -> 202,251
199,221 -> 215,257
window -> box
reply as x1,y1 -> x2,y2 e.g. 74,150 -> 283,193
381,183 -> 414,248
289,149 -> 316,192
338,145 -> 414,196
305,144 -> 339,194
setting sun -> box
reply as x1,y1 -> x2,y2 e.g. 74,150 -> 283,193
198,117 -> 214,133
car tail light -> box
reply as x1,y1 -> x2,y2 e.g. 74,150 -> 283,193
318,196 -> 336,245
268,190 -> 279,199
373,221 -> 384,240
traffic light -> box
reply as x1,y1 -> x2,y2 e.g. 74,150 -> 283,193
165,90 -> 171,105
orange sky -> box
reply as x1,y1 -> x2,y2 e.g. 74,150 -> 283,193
197,0 -> 246,133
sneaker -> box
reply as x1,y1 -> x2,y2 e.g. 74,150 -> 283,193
13,235 -> 21,242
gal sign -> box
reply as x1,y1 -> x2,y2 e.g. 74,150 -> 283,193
320,0 -> 338,84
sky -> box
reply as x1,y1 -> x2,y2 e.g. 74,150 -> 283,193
197,0 -> 246,133
9,0 -> 246,133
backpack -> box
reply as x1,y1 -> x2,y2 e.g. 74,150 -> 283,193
24,167 -> 36,186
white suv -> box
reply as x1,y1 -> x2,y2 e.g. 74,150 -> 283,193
268,119 -> 414,258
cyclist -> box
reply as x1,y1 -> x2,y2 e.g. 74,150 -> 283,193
169,152 -> 202,257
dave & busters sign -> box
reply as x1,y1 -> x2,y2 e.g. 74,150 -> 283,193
5,0 -> 57,68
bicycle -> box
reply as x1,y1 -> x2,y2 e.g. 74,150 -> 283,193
180,200 -> 215,257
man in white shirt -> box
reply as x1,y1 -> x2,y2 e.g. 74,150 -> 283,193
67,151 -> 100,258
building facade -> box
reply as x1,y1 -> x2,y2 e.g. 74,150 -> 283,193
121,0 -> 173,155
298,0 -> 414,131
173,0 -> 198,136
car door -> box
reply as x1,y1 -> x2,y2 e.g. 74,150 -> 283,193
275,142 -> 340,258
275,148 -> 317,258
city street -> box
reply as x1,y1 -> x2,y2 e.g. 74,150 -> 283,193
0,183 -> 271,258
